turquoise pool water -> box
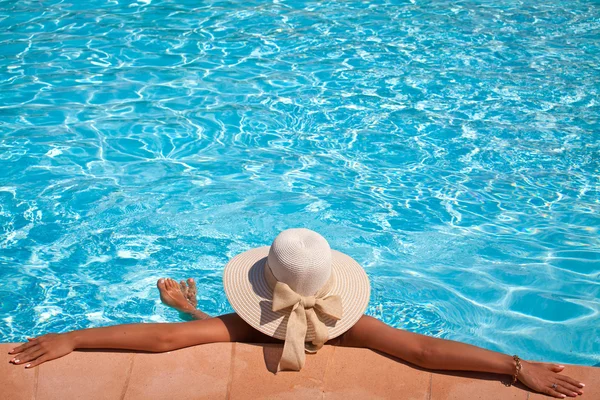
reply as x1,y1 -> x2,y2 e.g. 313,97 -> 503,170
1,0 -> 599,365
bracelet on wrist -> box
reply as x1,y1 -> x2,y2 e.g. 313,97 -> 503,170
511,355 -> 522,385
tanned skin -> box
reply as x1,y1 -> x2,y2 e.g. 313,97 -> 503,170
9,278 -> 585,399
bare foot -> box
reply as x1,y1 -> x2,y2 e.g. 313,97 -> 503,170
181,278 -> 197,309
158,278 -> 197,312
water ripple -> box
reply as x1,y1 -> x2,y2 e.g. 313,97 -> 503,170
1,0 -> 599,365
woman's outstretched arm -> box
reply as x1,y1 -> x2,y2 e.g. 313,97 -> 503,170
8,313 -> 268,368
9,311 -> 587,399
341,316 -> 585,399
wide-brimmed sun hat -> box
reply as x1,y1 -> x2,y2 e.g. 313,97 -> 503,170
223,228 -> 370,371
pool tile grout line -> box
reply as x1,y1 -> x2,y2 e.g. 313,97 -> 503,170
321,345 -> 337,399
427,372 -> 432,400
119,353 -> 135,400
33,364 -> 39,400
225,342 -> 236,400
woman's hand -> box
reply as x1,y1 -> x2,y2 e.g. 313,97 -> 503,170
518,360 -> 585,398
9,333 -> 75,368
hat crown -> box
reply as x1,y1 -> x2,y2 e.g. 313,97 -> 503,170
267,228 -> 332,296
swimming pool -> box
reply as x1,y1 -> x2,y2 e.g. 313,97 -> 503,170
1,0 -> 598,366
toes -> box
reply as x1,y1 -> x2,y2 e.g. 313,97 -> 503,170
185,290 -> 196,302
187,278 -> 197,294
186,278 -> 197,306
157,277 -> 193,300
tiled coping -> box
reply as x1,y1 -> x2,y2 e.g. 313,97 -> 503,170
1,342 -> 597,399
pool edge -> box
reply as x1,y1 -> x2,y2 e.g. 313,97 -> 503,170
1,342 -> 597,399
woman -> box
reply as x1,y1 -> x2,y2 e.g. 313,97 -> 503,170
9,229 -> 585,398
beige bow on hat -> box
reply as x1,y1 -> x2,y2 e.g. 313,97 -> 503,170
272,281 -> 343,371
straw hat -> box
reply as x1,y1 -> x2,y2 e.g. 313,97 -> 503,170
223,228 -> 370,370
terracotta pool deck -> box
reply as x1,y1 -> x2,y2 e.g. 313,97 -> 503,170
2,342 -> 597,399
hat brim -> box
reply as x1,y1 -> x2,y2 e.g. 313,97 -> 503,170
223,246 -> 371,341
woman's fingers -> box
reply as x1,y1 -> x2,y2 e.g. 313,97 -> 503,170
557,380 -> 584,396
11,344 -> 40,363
9,340 -> 37,355
553,383 -> 579,398
15,349 -> 45,364
555,376 -> 584,395
543,386 -> 567,398
557,374 -> 585,389
557,373 -> 583,386
25,354 -> 50,369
